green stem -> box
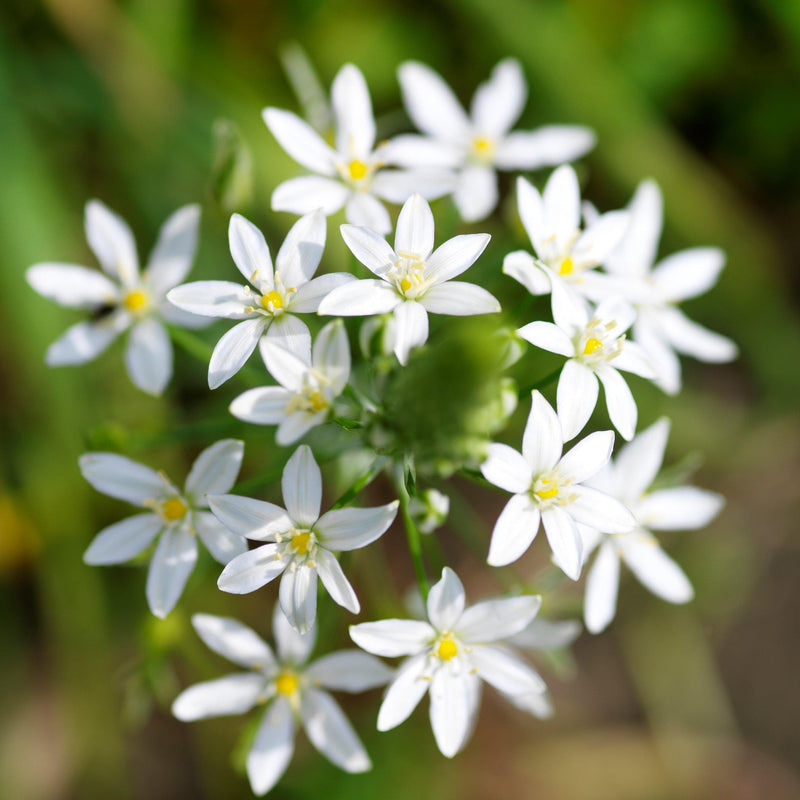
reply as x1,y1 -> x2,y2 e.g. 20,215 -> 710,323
518,365 -> 562,398
331,460 -> 383,509
394,464 -> 429,600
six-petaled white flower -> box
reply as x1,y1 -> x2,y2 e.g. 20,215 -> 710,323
167,210 -> 353,388
264,63 -> 454,234
577,417 -> 724,633
518,283 -> 656,441
173,607 -> 392,795
27,201 -> 208,395
350,567 -> 546,758
229,319 -> 351,445
211,445 -> 398,632
317,193 -> 500,364
480,391 -> 635,579
81,439 -> 246,617
389,59 -> 595,222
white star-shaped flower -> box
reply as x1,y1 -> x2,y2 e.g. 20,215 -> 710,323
480,391 -> 636,579
577,418 -> 724,633
350,567 -> 546,758
518,283 -> 656,441
503,168 -> 629,310
173,607 -> 392,796
27,201 -> 208,395
317,193 -> 500,364
167,210 -> 353,388
81,439 -> 246,617
601,180 -> 738,394
212,445 -> 398,632
389,59 -> 595,221
264,63 -> 454,235
229,319 -> 350,445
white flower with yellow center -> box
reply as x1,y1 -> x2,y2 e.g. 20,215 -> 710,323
503,168 -> 630,310
27,200 -> 209,395
264,64 -> 454,235
480,391 -> 636,579
211,445 -> 398,633
80,439 -> 247,618
518,284 -> 656,441
350,567 -> 546,758
317,193 -> 500,364
388,59 -> 595,222
172,606 -> 392,796
167,210 -> 353,388
229,319 -> 350,445
575,418 -> 724,633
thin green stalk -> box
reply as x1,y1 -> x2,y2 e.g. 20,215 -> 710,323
331,459 -> 383,509
394,464 -> 429,600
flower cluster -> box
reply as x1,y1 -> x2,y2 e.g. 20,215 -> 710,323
28,59 -> 733,795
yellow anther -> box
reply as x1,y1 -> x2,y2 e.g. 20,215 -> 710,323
161,497 -> 188,521
123,289 -> 148,312
536,486 -> 559,500
291,532 -> 311,554
583,337 -> 603,355
262,290 -> 284,310
308,391 -> 327,411
471,136 -> 495,158
559,257 -> 574,276
275,672 -> 299,696
437,638 -> 458,661
348,160 -> 368,180
400,277 -> 412,293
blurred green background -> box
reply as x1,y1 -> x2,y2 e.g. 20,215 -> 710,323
1,1 -> 799,798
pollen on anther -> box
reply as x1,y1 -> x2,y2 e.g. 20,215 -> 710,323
291,532 -> 311,554
123,289 -> 148,312
262,290 -> 284,310
583,337 -> 603,355
275,672 -> 299,696
437,638 -> 458,661
348,160 -> 368,180
161,497 -> 187,521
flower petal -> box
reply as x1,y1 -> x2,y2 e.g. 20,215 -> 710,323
381,134 -> 464,168
275,209 -> 327,287
377,654 -> 429,730
651,247 -> 725,302
656,307 -> 738,363
398,61 -> 471,140
516,176 -> 546,254
332,63 -> 375,158
217,544 -> 288,594
194,512 -> 248,564
146,527 -> 198,618
276,410 -> 327,446
272,176 -> 349,215
502,250 -> 551,295
317,279 -> 399,316
279,563 -> 318,633
315,547 -> 359,613
345,192 -> 391,234
510,618 -> 582,651
425,233 -> 491,284
166,280 -> 253,319
480,445 -> 533,493
370,168 -> 456,203
606,180 -> 662,277
83,513 -> 163,564
469,644 -> 546,695
487,494 -> 540,567
523,391 -> 563,474
85,200 -> 139,286
543,166 -> 581,251
471,58 -> 526,136
27,263 -> 119,308
315,502 -> 398,551
228,386 -> 291,425
584,541 -> 620,634
191,612 -> 276,670
273,602 -> 316,665
391,301 -> 428,364
306,649 -> 393,692
573,211 -> 631,266
429,666 -> 480,758
349,619 -> 435,657
636,487 -> 724,531
207,494 -> 291,540
281,445 -> 321,527
455,594 -> 542,643
621,534 -> 694,602
394,193 -> 435,258
453,165 -> 498,222
301,688 -> 371,772
172,673 -> 267,721
541,507 -> 582,580
262,107 -> 337,175
289,273 -> 356,313
264,314 -> 312,363
559,430 -> 615,484
45,314 -> 128,366
146,204 -> 201,296
633,315 -> 682,395
517,321 -> 573,356
229,214 -> 273,286
596,364 -> 637,441
79,452 -> 165,506
494,125 -> 595,170
569,486 -> 636,534
613,417 -> 670,501
247,697 -> 295,796
426,567 -> 465,632
186,439 -> 244,499
125,318 -> 172,395
419,282 -> 500,316
312,318 -> 351,393
331,219 -> 395,274
209,317 -> 267,389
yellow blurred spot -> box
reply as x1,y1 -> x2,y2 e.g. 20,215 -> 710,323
583,337 -> 603,355
471,136 -> 495,159
275,672 -> 299,696
400,278 -> 412,293
0,494 -> 41,574
291,532 -> 311,554
559,257 -> 574,276
309,391 -> 327,411
536,486 -> 559,500
262,290 -> 284,310
437,638 -> 458,661
161,497 -> 187,521
123,289 -> 148,312
348,160 -> 368,180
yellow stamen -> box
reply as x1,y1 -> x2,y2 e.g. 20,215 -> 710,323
275,672 -> 299,696
437,638 -> 458,661
123,289 -> 148,312
161,497 -> 187,521
472,136 -> 494,157
262,290 -> 284,310
348,160 -> 368,180
291,532 -> 311,554
536,486 -> 559,500
400,277 -> 412,293
559,257 -> 574,276
583,337 -> 602,355
308,391 -> 327,412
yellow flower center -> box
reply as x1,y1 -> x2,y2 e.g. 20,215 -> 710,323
437,638 -> 458,661
536,486 -> 559,500
291,532 -> 311,554
308,391 -> 327,412
348,160 -> 368,180
275,672 -> 299,696
262,290 -> 284,310
471,136 -> 495,160
161,497 -> 188,521
400,277 -> 412,293
559,257 -> 574,276
583,337 -> 603,355
123,289 -> 148,312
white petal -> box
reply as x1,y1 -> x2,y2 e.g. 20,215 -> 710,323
172,673 -> 267,721
166,280 -> 252,319
572,210 -> 631,266
621,534 -> 694,602
315,548 -> 359,613
194,512 -> 248,564
397,61 -> 471,140
146,204 -> 200,295
341,223 -> 397,275
510,618 -> 582,650
596,364 -> 637,441
606,180 -> 662,277
275,209 -> 326,288
469,644 -> 545,695
570,486 -> 636,534
480,444 -> 532,494
634,315 -> 682,395
543,166 -> 581,250
392,301 -> 428,364
593,296 -> 636,334
429,666 -> 479,757
516,176 -> 547,254
506,689 -> 553,719
159,303 -> 215,330
85,200 -> 139,286
656,307 -> 738,363
550,273 -> 589,332
487,494 -> 540,567
281,445 -> 321,527
453,165 -> 498,222
317,279 -> 399,316
523,391 -> 563,474
247,697 -> 295,796
637,487 -> 724,531
312,318 -> 351,393
613,341 -> 657,379
208,317 -> 267,389
186,439 -> 244,498
146,527 -> 198,618
229,214 -> 273,286
79,452 -> 165,506
494,125 -> 595,170
471,58 -> 526,135
217,544 -> 288,594
559,430 -> 615,483
426,567 -> 465,631
394,193 -> 435,258
276,410 -> 327,446
125,318 -> 172,396
279,564 -> 318,633
614,417 -> 670,501
517,321 -> 573,356
315,501 -> 399,551
273,603 -> 316,666
349,619 -> 435,657
45,314 -> 128,366
272,176 -> 349,215
584,541 -> 620,634
207,494 -> 291,540
27,264 -> 119,308
263,314 -> 312,363
377,654 -> 429,730
301,688 -> 371,772
260,338 -> 309,390
371,168 -> 456,203
228,386 -> 291,425
83,513 -> 162,564
345,192 -> 391,234
381,134 -> 463,168
262,107 -> 337,175
456,594 -> 542,643
652,247 -> 725,302
541,507 -> 582,580
289,273 -> 356,313
191,611 -> 277,670
502,250 -> 551,295
425,233 -> 491,284
332,64 -> 375,158
306,650 -> 393,692
420,282 -> 500,316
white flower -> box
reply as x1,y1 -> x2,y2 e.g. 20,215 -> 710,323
27,201 -> 208,395
167,210 -> 353,388
602,180 -> 738,394
264,63 -> 454,235
503,168 -> 629,309
173,607 -> 392,795
212,445 -> 398,632
480,391 -> 635,579
81,439 -> 246,617
518,284 -> 656,441
578,418 -> 724,634
317,193 -> 500,364
350,567 -> 545,758
229,319 -> 350,445
408,488 -> 450,534
390,59 -> 595,221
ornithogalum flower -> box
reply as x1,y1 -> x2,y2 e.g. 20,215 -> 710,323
81,440 -> 246,617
